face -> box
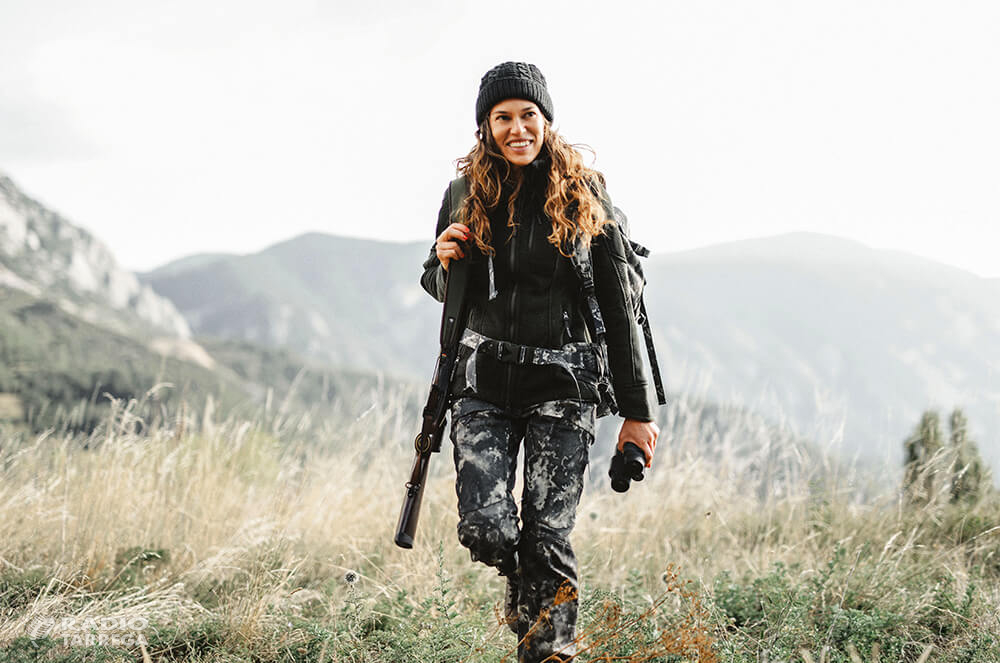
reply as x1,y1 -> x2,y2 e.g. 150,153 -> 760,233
488,99 -> 545,167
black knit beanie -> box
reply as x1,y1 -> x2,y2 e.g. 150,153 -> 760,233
475,61 -> 554,127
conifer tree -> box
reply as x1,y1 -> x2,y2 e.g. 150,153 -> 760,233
903,410 -> 944,502
949,408 -> 991,503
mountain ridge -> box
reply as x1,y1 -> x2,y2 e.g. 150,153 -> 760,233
0,171 -> 190,339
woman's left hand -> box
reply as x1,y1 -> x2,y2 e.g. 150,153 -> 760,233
618,419 -> 660,468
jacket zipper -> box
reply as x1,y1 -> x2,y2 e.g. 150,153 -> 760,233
504,224 -> 518,409
563,310 -> 572,343
505,213 -> 536,409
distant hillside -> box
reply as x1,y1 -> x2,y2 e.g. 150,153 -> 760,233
0,172 -> 190,338
146,231 -> 1000,469
645,232 -> 1000,466
0,286 -> 395,434
144,252 -> 234,279
141,233 -> 439,378
0,286 -> 244,432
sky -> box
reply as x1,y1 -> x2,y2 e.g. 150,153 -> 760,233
1,0 -> 998,276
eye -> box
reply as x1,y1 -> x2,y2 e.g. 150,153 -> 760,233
525,111 -> 536,118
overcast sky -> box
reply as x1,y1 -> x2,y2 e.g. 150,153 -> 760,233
2,0 -> 998,276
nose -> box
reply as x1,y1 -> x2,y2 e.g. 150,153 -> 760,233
510,118 -> 525,135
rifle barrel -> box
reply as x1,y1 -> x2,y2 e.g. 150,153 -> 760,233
394,451 -> 432,548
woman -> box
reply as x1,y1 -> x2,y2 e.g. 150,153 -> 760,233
419,61 -> 659,663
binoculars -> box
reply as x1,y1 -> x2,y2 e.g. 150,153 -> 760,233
608,442 -> 646,493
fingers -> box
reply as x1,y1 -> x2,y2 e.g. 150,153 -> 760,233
436,242 -> 465,273
619,439 -> 654,468
618,421 -> 660,468
645,424 -> 659,467
436,224 -> 470,243
436,224 -> 470,270
437,240 -> 465,258
618,437 -> 654,459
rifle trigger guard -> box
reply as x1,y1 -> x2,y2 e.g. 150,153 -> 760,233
415,433 -> 433,454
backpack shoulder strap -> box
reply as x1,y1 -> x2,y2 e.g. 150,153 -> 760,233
568,238 -> 607,342
440,177 -> 471,349
639,296 -> 666,406
449,176 -> 468,221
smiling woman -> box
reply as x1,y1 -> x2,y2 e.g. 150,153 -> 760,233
418,61 -> 660,663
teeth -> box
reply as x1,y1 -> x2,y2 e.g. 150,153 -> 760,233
509,140 -> 531,147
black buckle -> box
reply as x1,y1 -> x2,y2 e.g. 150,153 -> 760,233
495,342 -> 531,365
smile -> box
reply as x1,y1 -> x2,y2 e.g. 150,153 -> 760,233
508,139 -> 532,148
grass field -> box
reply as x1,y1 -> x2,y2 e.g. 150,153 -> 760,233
0,382 -> 997,662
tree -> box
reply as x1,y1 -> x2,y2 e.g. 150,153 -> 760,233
903,410 -> 945,502
903,408 -> 993,505
949,409 -> 992,503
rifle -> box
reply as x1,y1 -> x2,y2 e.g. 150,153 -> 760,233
394,179 -> 470,549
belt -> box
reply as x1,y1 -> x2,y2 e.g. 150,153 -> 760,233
459,329 -> 602,372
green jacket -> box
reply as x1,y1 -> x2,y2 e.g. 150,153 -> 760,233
419,157 -> 654,422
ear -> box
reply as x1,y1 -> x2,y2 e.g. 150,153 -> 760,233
479,120 -> 492,145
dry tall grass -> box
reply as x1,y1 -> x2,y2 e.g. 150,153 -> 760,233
0,381 -> 997,661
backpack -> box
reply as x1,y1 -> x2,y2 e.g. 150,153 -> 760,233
569,191 -> 667,417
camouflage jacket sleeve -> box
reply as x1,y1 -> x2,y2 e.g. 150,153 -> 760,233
590,182 -> 655,422
419,185 -> 451,303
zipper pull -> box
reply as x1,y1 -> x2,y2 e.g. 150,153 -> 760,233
563,310 -> 572,341
488,254 -> 498,300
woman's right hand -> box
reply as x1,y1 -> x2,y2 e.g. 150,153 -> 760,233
436,223 -> 470,271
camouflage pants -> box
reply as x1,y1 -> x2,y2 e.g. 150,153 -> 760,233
450,397 -> 596,663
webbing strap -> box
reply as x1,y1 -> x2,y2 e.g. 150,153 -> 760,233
439,178 -> 470,349
569,241 -> 607,340
639,298 -> 666,405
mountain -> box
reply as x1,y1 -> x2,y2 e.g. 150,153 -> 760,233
0,172 -> 190,338
0,171 -> 403,435
141,233 -> 439,378
645,232 -> 1000,466
145,231 -> 1000,470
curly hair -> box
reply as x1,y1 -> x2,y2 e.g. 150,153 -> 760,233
454,117 -> 611,259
